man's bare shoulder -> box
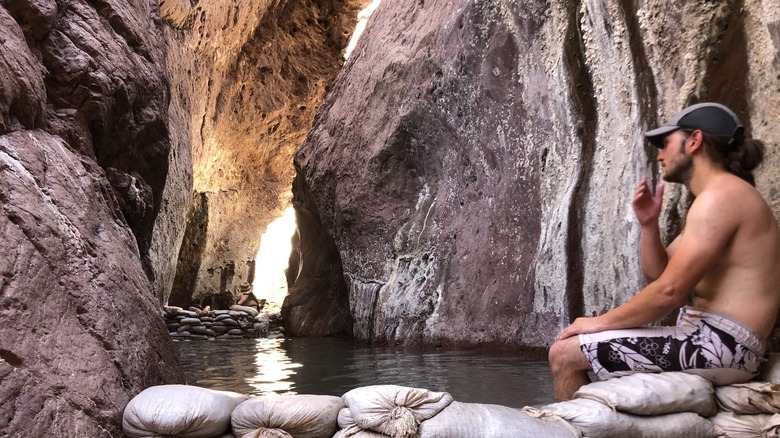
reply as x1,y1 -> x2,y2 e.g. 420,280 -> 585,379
693,175 -> 772,219
682,174 -> 780,254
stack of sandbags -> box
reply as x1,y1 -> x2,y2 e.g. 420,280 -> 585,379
334,385 -> 453,437
163,306 -> 269,340
122,384 -> 249,438
267,311 -> 286,339
230,394 -> 344,438
523,372 -> 719,437
710,353 -> 780,437
710,383 -> 780,437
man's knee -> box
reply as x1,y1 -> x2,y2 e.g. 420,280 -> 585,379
548,339 -> 563,367
549,336 -> 588,372
548,338 -> 570,371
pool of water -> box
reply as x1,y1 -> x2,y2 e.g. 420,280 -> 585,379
172,337 -> 555,408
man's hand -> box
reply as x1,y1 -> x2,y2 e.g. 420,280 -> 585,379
556,316 -> 605,340
633,176 -> 665,227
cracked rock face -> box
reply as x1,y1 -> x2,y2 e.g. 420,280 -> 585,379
0,132 -> 183,436
0,0 -> 183,435
289,0 -> 780,348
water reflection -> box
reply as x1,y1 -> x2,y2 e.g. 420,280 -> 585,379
172,337 -> 554,408
248,339 -> 302,395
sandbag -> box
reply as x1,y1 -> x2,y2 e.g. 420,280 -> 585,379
333,426 -> 390,438
524,398 -> 718,438
341,385 -> 453,438
709,412 -> 780,438
122,384 -> 249,438
758,354 -> 780,384
418,401 -> 579,438
334,407 -> 394,438
231,304 -> 259,317
164,306 -> 183,314
573,372 -> 717,417
338,407 -> 358,429
231,394 -> 344,438
715,382 -> 780,415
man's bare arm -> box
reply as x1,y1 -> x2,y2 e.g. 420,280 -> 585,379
633,177 -> 668,281
559,191 -> 737,339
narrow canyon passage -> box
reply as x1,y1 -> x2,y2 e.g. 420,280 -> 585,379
2,0 -> 780,435
161,0 -> 372,319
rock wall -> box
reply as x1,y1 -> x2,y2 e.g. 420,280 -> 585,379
158,0 -> 368,307
0,0 -> 184,436
289,0 -> 780,348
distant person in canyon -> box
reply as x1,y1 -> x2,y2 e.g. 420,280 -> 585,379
237,281 -> 266,311
548,102 -> 780,400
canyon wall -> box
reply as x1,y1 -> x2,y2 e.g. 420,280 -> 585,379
289,0 -> 780,348
0,0 -> 184,436
1,0 -> 369,433
159,0 -> 367,308
1,0 -> 372,433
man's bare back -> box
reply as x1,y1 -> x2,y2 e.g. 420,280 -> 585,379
672,173 -> 780,338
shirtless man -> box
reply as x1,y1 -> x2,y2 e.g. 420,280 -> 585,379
548,102 -> 780,400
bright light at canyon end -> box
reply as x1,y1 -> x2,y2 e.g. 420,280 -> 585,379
253,207 -> 297,305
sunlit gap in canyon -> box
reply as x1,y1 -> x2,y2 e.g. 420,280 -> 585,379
248,0 -> 383,304
252,206 -> 296,306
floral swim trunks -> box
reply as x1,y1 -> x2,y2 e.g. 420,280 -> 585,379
578,306 -> 767,385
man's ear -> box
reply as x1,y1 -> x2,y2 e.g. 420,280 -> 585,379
687,130 -> 704,154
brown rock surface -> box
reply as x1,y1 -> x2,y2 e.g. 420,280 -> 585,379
290,1 -> 780,348
0,0 -> 183,435
161,0 -> 367,307
0,132 -> 183,436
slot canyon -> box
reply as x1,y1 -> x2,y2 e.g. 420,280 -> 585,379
1,0 -> 779,435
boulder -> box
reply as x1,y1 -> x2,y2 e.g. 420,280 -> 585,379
0,131 -> 184,436
289,0 -> 780,347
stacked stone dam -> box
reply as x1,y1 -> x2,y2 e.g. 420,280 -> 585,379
164,307 -> 285,340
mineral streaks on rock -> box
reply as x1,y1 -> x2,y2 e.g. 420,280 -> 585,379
291,0 -> 780,348
0,132 -> 183,437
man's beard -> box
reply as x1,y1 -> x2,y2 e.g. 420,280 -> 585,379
662,141 -> 693,185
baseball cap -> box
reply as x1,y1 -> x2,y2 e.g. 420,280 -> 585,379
644,102 -> 744,148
